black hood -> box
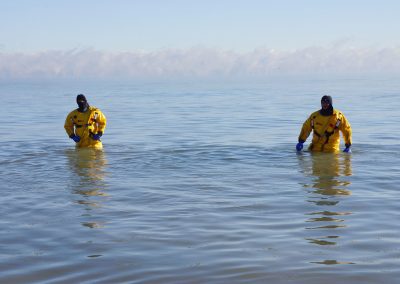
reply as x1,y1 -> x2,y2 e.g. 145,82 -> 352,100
320,95 -> 333,116
76,94 -> 89,112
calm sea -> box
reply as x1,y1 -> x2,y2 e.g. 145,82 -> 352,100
0,78 -> 399,283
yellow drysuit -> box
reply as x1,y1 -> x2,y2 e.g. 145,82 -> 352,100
298,109 -> 352,152
64,106 -> 107,148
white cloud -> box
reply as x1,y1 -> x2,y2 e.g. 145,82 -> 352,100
1,46 -> 400,81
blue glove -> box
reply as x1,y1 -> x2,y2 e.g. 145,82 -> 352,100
296,142 -> 304,151
343,147 -> 351,153
70,134 -> 80,143
91,132 -> 102,141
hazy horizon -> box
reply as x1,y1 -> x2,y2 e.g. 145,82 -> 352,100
1,45 -> 400,82
2,1 -> 400,82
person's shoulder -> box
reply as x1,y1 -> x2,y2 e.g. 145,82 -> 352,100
310,110 -> 320,117
89,106 -> 106,118
67,109 -> 79,117
89,106 -> 101,112
333,109 -> 345,116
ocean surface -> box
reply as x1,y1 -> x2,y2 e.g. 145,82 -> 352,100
0,78 -> 399,283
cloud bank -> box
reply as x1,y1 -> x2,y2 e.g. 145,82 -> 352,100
1,46 -> 400,81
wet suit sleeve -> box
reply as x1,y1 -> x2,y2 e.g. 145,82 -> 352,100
64,111 -> 75,137
298,115 -> 313,143
96,110 -> 107,134
339,114 -> 352,146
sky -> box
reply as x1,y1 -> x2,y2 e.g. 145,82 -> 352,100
1,0 -> 400,81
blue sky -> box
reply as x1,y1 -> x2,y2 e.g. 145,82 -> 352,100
1,0 -> 400,80
1,0 -> 399,52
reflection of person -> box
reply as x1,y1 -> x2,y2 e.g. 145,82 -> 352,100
65,148 -> 108,229
64,94 -> 107,148
65,148 -> 108,193
296,96 -> 352,153
308,153 -> 352,196
298,153 -> 353,249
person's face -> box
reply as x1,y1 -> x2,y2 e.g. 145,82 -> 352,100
321,100 -> 330,110
77,99 -> 88,109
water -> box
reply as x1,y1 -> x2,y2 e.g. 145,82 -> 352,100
1,78 -> 400,283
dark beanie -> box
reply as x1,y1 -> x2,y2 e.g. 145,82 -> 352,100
76,94 -> 87,102
321,95 -> 332,106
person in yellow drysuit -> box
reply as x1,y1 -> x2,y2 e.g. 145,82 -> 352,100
296,95 -> 352,153
64,94 -> 107,148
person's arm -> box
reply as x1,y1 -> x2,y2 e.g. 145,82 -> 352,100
65,111 -> 81,142
64,112 -> 75,137
340,113 -> 352,149
298,115 -> 313,143
96,110 -> 106,134
91,109 -> 107,140
296,115 -> 312,151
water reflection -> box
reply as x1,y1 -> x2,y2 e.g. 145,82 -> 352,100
65,148 -> 109,229
297,152 -> 353,264
310,260 -> 355,265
